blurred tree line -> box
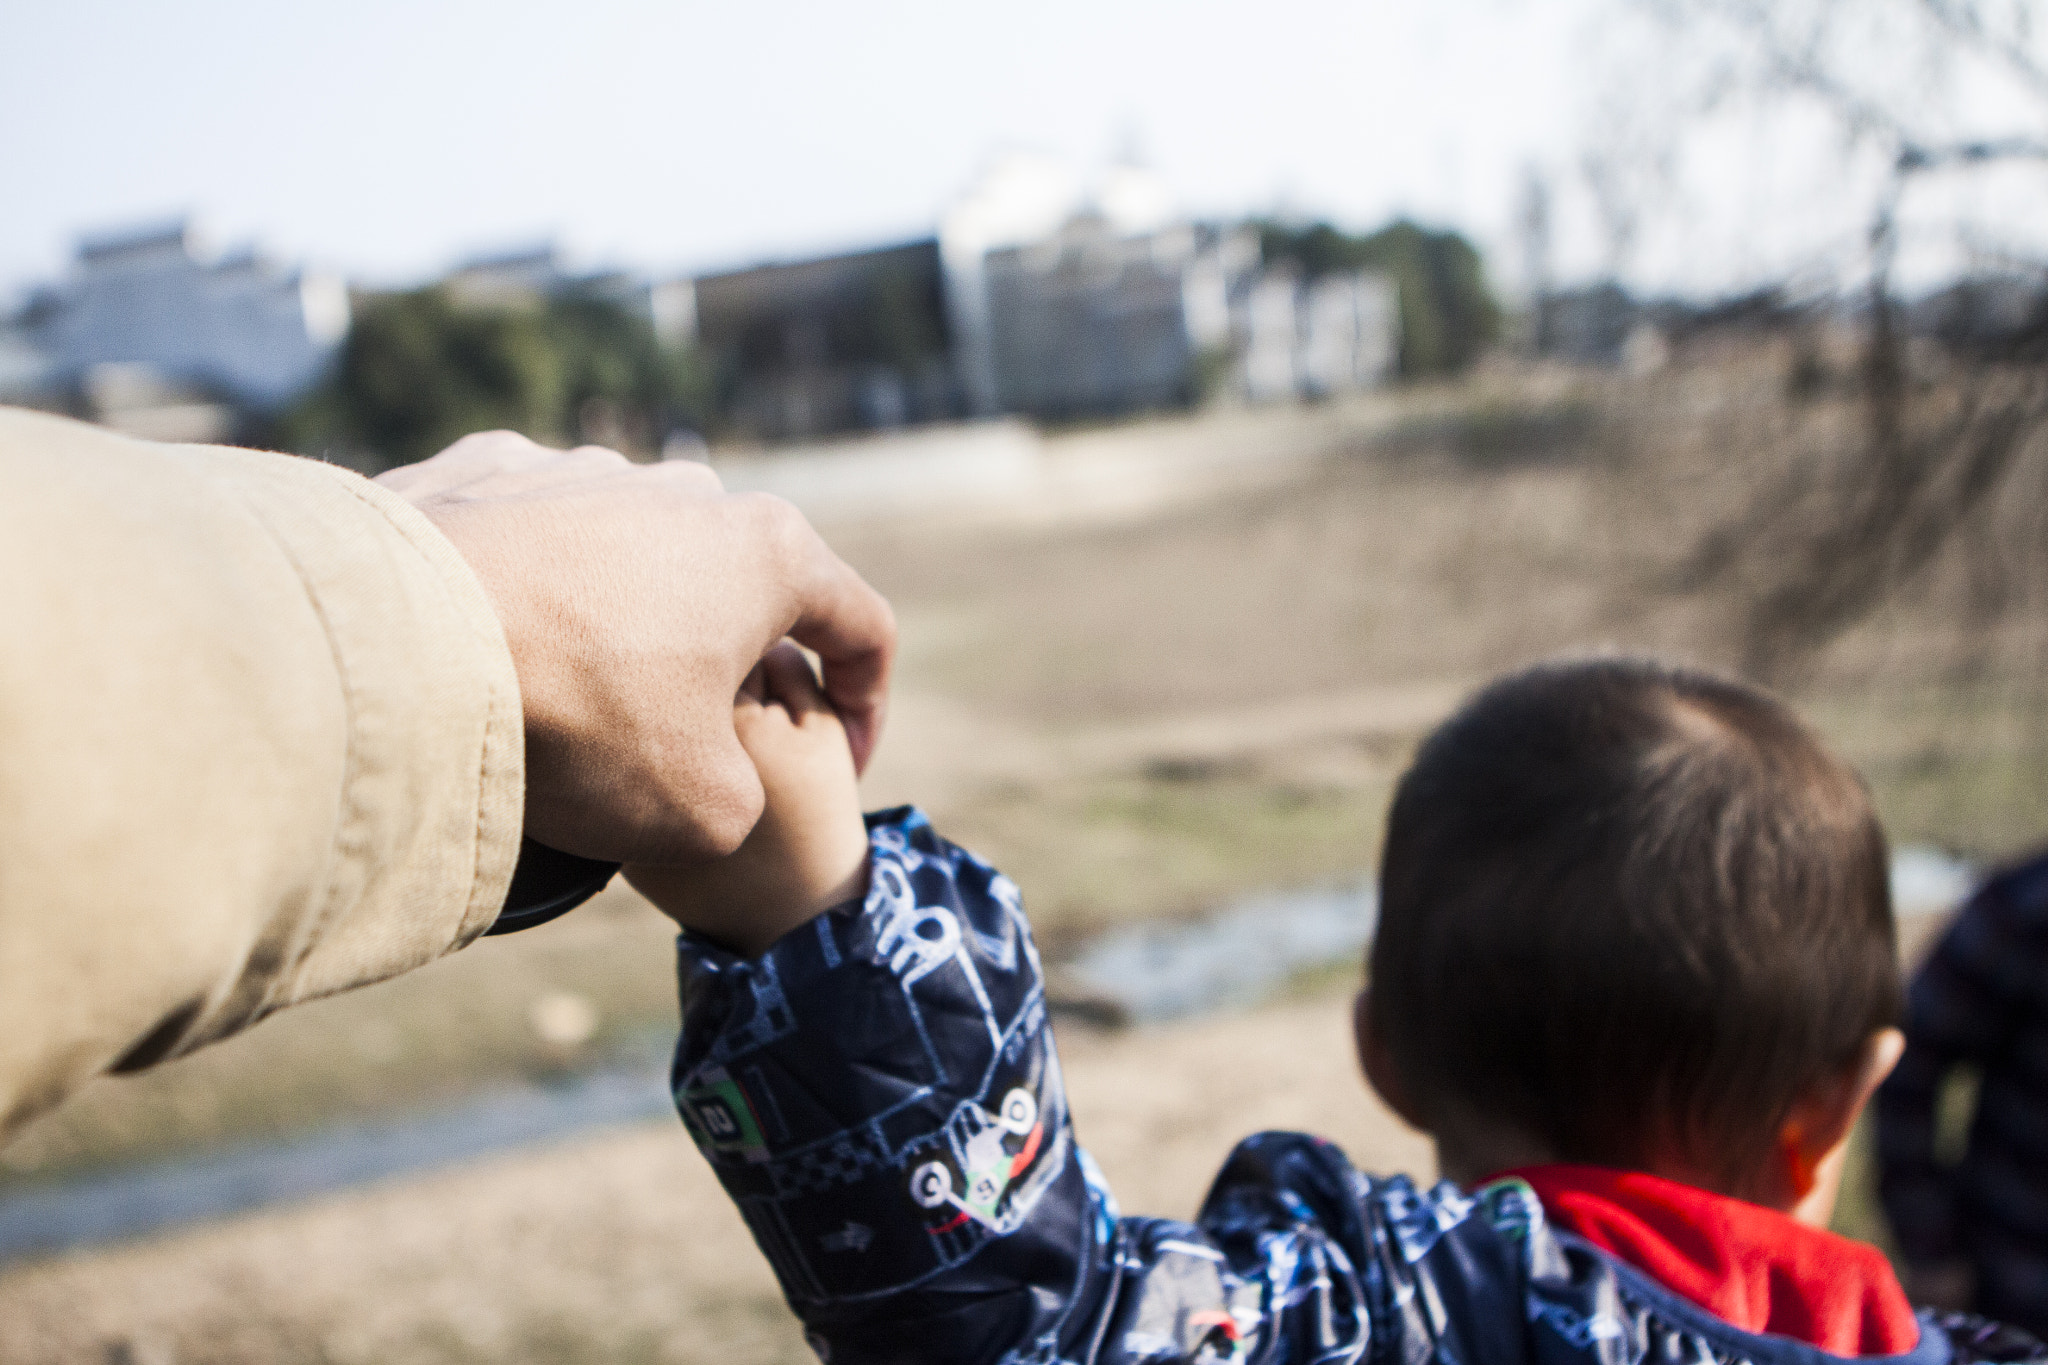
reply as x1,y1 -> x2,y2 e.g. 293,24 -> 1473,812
1255,219 -> 1501,376
276,287 -> 710,473
277,218 -> 1503,470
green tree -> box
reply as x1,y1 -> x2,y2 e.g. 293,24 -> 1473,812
544,290 -> 711,453
1256,219 -> 1501,377
280,286 -> 708,473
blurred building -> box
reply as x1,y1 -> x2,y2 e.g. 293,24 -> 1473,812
443,244 -> 567,310
938,152 -> 1089,417
983,216 -> 1229,419
1537,282 -> 1641,366
674,158 -> 1400,439
22,219 -> 349,422
977,215 -> 1395,418
948,156 -> 1396,420
0,322 -> 57,410
687,239 -> 958,444
441,243 -> 660,317
1238,267 -> 1398,404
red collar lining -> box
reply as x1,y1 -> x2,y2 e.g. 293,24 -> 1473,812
1490,1164 -> 1917,1356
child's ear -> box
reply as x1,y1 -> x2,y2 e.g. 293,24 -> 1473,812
1354,989 -> 1427,1132
1778,1027 -> 1905,1225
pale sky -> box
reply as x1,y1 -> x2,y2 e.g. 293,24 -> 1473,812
5,0 -> 2043,305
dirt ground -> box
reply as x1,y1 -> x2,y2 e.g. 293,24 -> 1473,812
4,355 -> 2043,1360
0,987 -> 1431,1365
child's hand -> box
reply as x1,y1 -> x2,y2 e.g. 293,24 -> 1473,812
625,643 -> 869,956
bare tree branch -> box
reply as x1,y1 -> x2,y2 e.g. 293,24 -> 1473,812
1632,0 -> 2048,678
1918,0 -> 2048,101
1897,137 -> 2048,172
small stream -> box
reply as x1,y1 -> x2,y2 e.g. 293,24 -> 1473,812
1062,881 -> 1377,1024
0,1052 -> 675,1263
0,847 -> 1980,1265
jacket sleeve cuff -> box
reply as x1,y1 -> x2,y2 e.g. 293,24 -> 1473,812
207,450 -> 525,1017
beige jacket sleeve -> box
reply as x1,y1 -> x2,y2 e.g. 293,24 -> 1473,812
0,408 -> 525,1143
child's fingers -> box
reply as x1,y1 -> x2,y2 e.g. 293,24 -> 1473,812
759,640 -> 829,719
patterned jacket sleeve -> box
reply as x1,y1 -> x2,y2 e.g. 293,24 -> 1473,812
1876,854 -> 2048,1269
670,808 -> 1522,1365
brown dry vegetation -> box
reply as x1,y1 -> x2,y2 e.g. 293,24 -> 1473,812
4,345 -> 2043,1361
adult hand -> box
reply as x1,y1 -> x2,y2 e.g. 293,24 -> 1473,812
376,432 -> 894,864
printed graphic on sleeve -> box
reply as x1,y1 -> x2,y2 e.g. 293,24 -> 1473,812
908,1086 -> 1042,1234
677,1068 -> 770,1163
672,808 -> 1071,1304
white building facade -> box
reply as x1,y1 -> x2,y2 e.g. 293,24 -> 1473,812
28,219 -> 349,411
944,159 -> 1398,420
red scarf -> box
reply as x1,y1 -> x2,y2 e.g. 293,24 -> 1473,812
1493,1165 -> 1918,1356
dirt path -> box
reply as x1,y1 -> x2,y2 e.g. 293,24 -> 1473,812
0,989 -> 1427,1365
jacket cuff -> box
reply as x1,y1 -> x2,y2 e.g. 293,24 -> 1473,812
211,450 -> 524,1014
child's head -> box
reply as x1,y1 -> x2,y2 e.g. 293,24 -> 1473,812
1359,656 -> 1902,1213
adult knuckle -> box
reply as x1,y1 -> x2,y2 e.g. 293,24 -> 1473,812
737,492 -> 810,556
659,458 -> 725,494
440,430 -> 549,476
567,443 -> 631,469
455,429 -> 534,457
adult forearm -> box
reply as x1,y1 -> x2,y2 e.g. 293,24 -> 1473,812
0,409 -> 523,1142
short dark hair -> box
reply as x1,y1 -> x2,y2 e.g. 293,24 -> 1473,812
1368,656 -> 1899,1185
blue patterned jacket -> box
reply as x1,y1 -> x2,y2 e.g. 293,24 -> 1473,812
672,809 -> 2044,1365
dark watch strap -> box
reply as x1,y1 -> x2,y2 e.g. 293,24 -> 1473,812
485,837 -> 623,936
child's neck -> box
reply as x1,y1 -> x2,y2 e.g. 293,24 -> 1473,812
1434,1133 -> 1553,1194
1440,1139 -> 1839,1227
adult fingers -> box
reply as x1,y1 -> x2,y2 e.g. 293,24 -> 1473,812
806,591 -> 893,774
374,431 -> 552,499
570,444 -> 726,495
767,502 -> 895,773
379,433 -> 690,505
758,641 -> 827,719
